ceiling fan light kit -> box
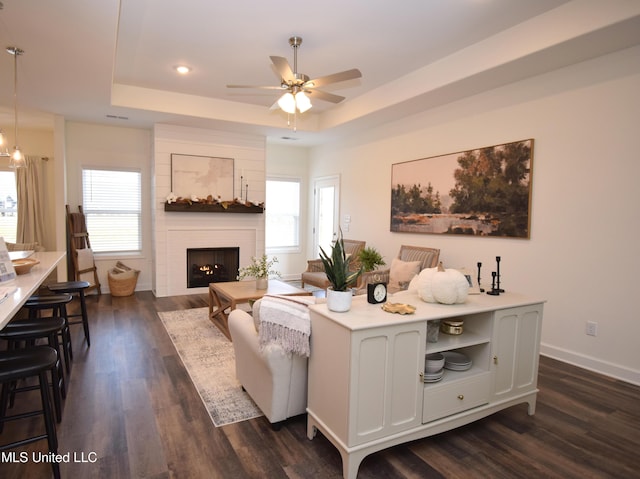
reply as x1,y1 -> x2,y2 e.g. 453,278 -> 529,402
227,36 -> 361,127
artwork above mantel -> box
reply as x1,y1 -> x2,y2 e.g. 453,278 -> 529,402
164,201 -> 264,214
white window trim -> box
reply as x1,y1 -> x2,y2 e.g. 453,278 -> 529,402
265,175 -> 302,254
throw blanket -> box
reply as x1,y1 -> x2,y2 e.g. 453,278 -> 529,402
258,295 -> 316,357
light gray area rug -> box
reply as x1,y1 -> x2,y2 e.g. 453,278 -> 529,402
158,307 -> 263,427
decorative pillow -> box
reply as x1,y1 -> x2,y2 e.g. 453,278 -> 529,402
389,258 -> 422,291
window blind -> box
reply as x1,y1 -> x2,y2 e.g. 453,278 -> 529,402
82,168 -> 141,253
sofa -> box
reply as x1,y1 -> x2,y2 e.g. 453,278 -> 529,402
228,298 -> 311,429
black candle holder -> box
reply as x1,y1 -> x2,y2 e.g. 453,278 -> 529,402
477,262 -> 485,292
487,271 -> 500,296
495,256 -> 505,293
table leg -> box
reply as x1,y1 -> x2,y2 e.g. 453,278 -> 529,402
209,288 -> 232,340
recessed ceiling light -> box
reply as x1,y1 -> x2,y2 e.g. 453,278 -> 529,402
175,65 -> 191,75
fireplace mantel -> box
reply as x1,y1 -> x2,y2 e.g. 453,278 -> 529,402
164,202 -> 264,213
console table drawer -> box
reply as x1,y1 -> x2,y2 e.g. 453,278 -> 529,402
423,372 -> 491,423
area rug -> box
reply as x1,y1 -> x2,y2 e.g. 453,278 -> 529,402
157,307 -> 263,427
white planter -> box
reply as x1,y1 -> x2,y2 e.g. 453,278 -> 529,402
326,288 -> 353,312
256,277 -> 268,289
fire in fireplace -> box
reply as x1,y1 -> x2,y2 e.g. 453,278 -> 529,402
187,247 -> 239,288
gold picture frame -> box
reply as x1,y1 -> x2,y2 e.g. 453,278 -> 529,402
390,139 -> 534,238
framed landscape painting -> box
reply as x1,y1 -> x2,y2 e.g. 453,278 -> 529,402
390,139 -> 534,238
170,154 -> 234,200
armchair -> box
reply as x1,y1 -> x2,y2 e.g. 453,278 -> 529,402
228,299 -> 310,429
359,245 -> 440,293
301,239 -> 366,289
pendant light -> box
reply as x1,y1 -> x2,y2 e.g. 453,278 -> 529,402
7,46 -> 25,168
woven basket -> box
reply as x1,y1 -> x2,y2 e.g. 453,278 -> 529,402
108,270 -> 139,297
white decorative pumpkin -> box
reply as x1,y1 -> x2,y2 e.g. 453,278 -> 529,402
417,262 -> 469,305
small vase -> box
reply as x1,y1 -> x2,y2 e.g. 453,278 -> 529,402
326,288 -> 353,312
255,277 -> 268,290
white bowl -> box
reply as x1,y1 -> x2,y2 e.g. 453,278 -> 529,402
425,352 -> 445,374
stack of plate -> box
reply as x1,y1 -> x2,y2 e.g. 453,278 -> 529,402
422,369 -> 444,383
442,351 -> 472,371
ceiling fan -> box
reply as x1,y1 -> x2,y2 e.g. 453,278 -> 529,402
227,36 -> 362,116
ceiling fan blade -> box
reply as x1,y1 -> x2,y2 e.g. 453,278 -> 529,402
304,68 -> 362,88
306,89 -> 345,104
270,56 -> 295,82
226,84 -> 285,90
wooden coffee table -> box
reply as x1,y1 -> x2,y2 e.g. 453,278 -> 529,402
208,279 -> 311,340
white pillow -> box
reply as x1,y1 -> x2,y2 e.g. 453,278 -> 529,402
389,258 -> 422,290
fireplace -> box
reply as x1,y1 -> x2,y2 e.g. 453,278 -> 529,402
187,247 -> 239,288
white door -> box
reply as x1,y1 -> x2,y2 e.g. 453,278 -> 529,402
313,176 -> 340,257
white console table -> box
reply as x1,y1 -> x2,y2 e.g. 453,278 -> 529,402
306,290 -> 544,479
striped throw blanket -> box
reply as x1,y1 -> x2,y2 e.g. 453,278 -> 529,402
258,295 -> 316,357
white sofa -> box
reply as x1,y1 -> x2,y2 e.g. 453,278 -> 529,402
228,299 -> 309,429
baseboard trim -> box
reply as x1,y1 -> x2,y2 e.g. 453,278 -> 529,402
540,343 -> 640,386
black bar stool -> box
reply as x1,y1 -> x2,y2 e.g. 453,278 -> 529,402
0,318 -> 67,422
48,281 -> 92,347
24,294 -> 74,371
0,346 -> 61,479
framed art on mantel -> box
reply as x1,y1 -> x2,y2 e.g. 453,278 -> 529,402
390,139 -> 534,239
170,154 -> 234,200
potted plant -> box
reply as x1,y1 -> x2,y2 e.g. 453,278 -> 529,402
319,231 -> 362,312
358,246 -> 386,272
237,254 -> 280,289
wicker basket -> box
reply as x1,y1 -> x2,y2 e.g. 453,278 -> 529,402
108,270 -> 139,297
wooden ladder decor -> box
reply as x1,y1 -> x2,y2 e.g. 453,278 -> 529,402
66,205 -> 101,295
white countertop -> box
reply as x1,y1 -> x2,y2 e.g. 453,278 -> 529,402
309,289 -> 546,331
0,251 -> 66,329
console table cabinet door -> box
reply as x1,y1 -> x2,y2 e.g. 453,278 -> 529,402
492,304 -> 543,403
349,323 -> 426,446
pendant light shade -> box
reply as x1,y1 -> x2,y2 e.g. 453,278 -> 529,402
7,46 -> 25,168
295,91 -> 312,113
277,92 -> 296,114
277,89 -> 313,115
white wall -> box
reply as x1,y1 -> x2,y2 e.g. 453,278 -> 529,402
65,122 -> 153,292
307,46 -> 640,385
265,143 -> 310,280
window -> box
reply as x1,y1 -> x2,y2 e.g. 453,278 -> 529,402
0,170 -> 17,243
265,177 -> 300,253
82,168 -> 141,253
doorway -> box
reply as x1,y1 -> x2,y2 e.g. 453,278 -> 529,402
313,175 -> 340,257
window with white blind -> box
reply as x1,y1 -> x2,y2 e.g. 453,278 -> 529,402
82,168 -> 142,253
265,177 -> 300,253
0,170 -> 17,243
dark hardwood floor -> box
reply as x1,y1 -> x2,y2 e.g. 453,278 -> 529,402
1,291 -> 639,479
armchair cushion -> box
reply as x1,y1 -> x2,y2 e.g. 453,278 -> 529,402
388,258 -> 422,291
357,245 -> 440,294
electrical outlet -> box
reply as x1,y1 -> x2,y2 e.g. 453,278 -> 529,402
586,321 -> 598,337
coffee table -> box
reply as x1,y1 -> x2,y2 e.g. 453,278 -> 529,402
209,279 -> 311,340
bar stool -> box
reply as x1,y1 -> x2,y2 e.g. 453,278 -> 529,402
23,294 -> 74,372
0,346 -> 61,479
48,280 -> 92,347
0,318 -> 67,422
